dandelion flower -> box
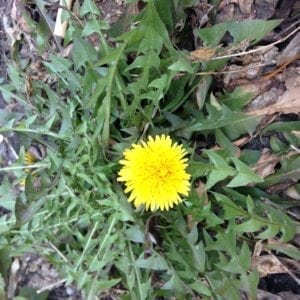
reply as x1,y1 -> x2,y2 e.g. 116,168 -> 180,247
118,134 -> 191,211
19,149 -> 40,187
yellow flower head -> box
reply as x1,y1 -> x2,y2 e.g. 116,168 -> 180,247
118,134 -> 191,211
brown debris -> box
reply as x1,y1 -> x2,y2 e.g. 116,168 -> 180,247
252,149 -> 280,178
195,180 -> 208,205
277,32 -> 300,66
238,0 -> 253,15
190,47 -> 217,62
246,68 -> 300,115
233,136 -> 251,147
7,253 -> 81,298
266,180 -> 297,195
252,241 -> 300,283
252,254 -> 289,277
255,0 -> 278,19
285,185 -> 300,200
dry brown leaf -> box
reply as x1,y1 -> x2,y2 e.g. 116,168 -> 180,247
253,254 -> 300,283
247,68 -> 300,116
252,148 -> 280,178
195,180 -> 208,205
257,290 -> 283,300
238,0 -> 253,14
11,0 -> 32,33
190,47 -> 216,62
266,178 -> 297,194
255,0 -> 277,19
252,255 -> 288,277
187,214 -> 194,232
277,32 -> 300,65
253,240 -> 264,257
252,240 -> 300,280
233,136 -> 251,147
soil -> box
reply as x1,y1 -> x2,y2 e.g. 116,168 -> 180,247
0,0 -> 299,299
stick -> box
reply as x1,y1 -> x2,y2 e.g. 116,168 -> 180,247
54,0 -> 73,38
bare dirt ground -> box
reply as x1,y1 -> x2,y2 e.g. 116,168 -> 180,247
0,0 -> 299,299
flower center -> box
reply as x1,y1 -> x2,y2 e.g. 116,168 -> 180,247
155,167 -> 170,180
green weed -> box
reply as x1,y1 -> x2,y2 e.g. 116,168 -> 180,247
0,0 -> 299,299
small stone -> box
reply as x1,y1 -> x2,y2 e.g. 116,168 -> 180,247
66,287 -> 74,295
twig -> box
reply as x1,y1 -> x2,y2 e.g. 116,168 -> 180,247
272,254 -> 300,286
0,163 -> 50,172
291,145 -> 300,153
195,61 -> 275,76
37,279 -> 66,294
3,136 -> 19,160
49,242 -> 69,263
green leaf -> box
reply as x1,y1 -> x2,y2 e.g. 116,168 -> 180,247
15,180 -> 49,227
197,19 -> 282,47
125,226 -> 145,243
135,252 -> 169,271
227,157 -> 263,187
228,19 -> 282,45
215,129 -> 239,156
205,150 -> 230,169
197,23 -> 229,47
266,243 -> 300,260
138,25 -> 163,53
233,218 -> 265,232
187,161 -> 211,179
278,211 -> 296,242
206,169 -> 231,190
245,196 -> 255,214
154,0 -> 175,33
262,121 -> 300,134
145,1 -> 174,51
190,241 -> 206,273
180,106 -> 260,138
80,0 -> 100,16
214,193 -> 246,219
240,270 -> 259,299
93,278 -> 122,290
125,53 -> 160,71
256,224 -> 279,240
162,75 -> 196,112
162,272 -> 187,295
72,36 -> 98,70
205,212 -> 224,228
223,114 -> 261,140
82,18 -> 109,36
168,58 -> 194,74
196,76 -> 212,110
205,151 -> 235,189
15,168 -> 61,227
0,177 -> 15,211
0,215 -> 11,234
149,74 -> 168,90
239,242 -> 251,271
221,87 -> 254,111
189,280 -> 211,296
